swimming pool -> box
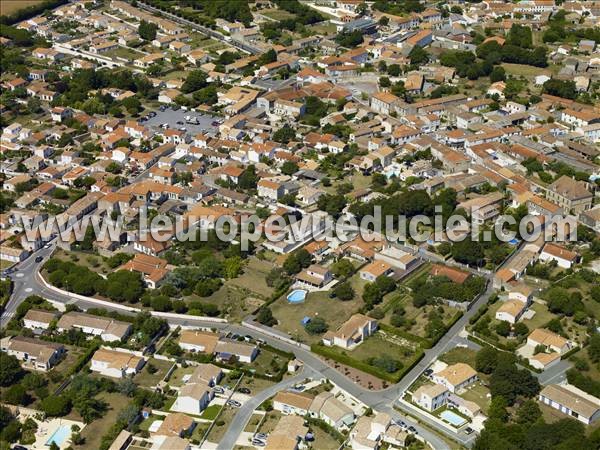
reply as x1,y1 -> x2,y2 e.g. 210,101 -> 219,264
287,289 -> 307,303
46,425 -> 71,447
440,410 -> 467,427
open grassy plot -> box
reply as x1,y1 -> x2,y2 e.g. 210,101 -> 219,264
77,392 -> 131,450
0,0 -> 44,15
257,411 -> 282,434
311,423 -> 342,449
185,283 -> 258,322
200,404 -> 221,420
314,331 -> 422,382
134,358 -> 174,387
206,405 -> 236,443
439,348 -> 478,369
168,365 -> 196,386
228,257 -> 276,299
503,63 -> 553,79
52,248 -> 112,275
271,289 -> 363,344
238,376 -> 276,394
521,301 -> 554,330
461,383 -> 491,415
251,347 -> 291,378
104,46 -> 145,61
243,413 -> 264,433
260,8 -> 297,21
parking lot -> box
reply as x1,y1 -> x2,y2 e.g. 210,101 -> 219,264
143,106 -> 220,136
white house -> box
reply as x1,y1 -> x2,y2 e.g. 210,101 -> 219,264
539,243 -> 578,269
539,384 -> 600,425
171,364 -> 222,415
273,391 -> 314,416
412,384 -> 450,412
432,363 -> 478,393
322,314 -> 378,350
178,330 -> 219,354
23,309 -> 57,331
90,348 -> 145,378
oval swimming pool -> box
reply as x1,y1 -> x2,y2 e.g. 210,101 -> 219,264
287,289 -> 307,303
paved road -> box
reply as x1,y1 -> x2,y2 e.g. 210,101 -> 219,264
135,0 -> 262,55
219,369 -> 317,449
2,253 -> 456,449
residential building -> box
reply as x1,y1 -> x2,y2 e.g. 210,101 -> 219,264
90,348 -> 145,378
0,336 -> 64,370
412,384 -> 450,412
432,363 -> 478,393
56,312 -> 132,342
322,314 -> 378,349
539,384 -> 600,425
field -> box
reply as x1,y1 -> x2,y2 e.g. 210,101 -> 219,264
205,405 -> 236,443
134,358 -> 174,387
0,0 -> 44,15
77,392 -> 131,450
260,8 -> 296,21
439,348 -> 478,369
52,248 -> 112,275
270,289 -> 363,344
461,383 -> 492,415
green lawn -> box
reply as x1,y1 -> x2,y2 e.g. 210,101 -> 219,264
134,358 -> 174,387
345,332 -> 419,369
206,406 -> 236,443
439,348 -> 478,368
461,383 -> 491,415
228,257 -> 276,299
251,348 -> 290,378
168,365 -> 196,387
104,46 -> 145,61
52,248 -> 112,275
260,8 -> 296,21
243,413 -> 263,433
200,404 -> 221,420
77,392 -> 131,450
270,288 -> 363,344
257,411 -> 282,434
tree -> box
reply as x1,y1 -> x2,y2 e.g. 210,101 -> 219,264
316,193 -> 347,218
138,20 -> 158,41
475,347 -> 498,374
238,165 -> 259,190
409,46 -> 429,65
495,320 -> 511,337
452,240 -> 485,266
273,124 -> 296,144
3,385 -> 29,406
0,352 -> 23,386
256,307 -> 277,326
333,282 -> 354,301
305,317 -> 328,334
516,399 -> 542,424
331,259 -> 356,279
369,355 -> 400,373
335,30 -> 363,48
281,161 -> 299,176
40,395 -> 71,417
542,79 -> 577,100
181,70 -> 208,93
588,333 -> 600,363
488,395 -> 509,421
490,66 -> 506,82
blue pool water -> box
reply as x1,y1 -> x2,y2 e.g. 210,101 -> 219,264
46,425 -> 71,447
287,289 -> 307,303
508,238 -> 519,245
440,410 -> 467,427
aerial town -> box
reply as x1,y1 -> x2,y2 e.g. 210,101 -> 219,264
0,0 -> 600,449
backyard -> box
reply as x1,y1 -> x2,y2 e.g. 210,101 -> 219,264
270,288 -> 363,344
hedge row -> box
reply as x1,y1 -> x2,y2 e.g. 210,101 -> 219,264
310,342 -> 425,384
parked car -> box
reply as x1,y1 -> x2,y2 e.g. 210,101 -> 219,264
465,427 -> 474,435
252,439 -> 265,447
227,400 -> 241,408
238,387 -> 251,394
35,256 -> 43,263
213,386 -> 224,394
255,433 -> 268,440
408,426 -> 417,433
